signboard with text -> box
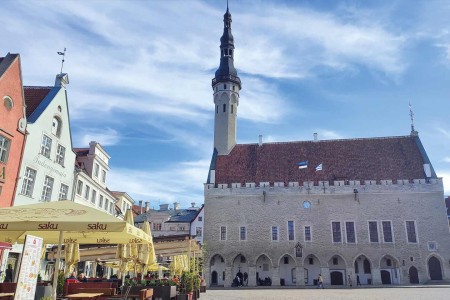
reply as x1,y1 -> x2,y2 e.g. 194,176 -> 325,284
14,235 -> 43,300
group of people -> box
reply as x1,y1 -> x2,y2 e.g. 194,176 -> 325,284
232,271 -> 248,287
67,271 -> 88,282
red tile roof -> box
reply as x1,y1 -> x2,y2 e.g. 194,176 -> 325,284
24,86 -> 52,118
214,136 -> 426,185
73,148 -> 89,156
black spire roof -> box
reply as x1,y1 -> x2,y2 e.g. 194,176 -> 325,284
212,4 -> 241,89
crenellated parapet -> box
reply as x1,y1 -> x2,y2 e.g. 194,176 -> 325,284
204,178 -> 443,195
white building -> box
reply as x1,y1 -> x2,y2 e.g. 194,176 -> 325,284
14,74 -> 76,205
204,6 -> 450,288
72,141 -> 116,215
110,191 -> 135,218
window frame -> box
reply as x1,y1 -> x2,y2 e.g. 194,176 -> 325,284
331,221 -> 342,243
91,189 -> 97,204
345,221 -> 356,244
0,135 -> 11,163
368,221 -> 379,243
287,220 -> 295,241
40,134 -> 52,158
58,183 -> 69,200
304,225 -> 312,242
94,163 -> 99,177
239,226 -> 246,241
21,167 -> 37,197
405,220 -> 418,244
76,180 -> 83,196
84,185 -> 90,200
40,175 -> 54,202
271,226 -> 278,242
56,144 -> 66,166
220,226 -> 227,241
382,220 -> 394,243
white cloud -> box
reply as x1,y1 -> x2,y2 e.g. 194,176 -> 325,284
108,159 -> 210,207
75,128 -> 121,147
315,130 -> 344,140
444,157 -> 450,163
436,170 -> 450,195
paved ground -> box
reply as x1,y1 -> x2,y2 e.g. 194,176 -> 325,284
200,286 -> 450,300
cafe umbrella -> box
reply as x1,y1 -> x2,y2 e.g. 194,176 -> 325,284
0,200 -> 153,298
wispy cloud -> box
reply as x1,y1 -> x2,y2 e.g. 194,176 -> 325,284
74,128 -> 121,147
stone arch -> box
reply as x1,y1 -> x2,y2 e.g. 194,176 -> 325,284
255,254 -> 272,286
353,254 -> 373,285
303,254 -> 321,286
426,254 -> 444,280
52,115 -> 63,137
409,266 -> 419,284
328,254 -> 346,286
231,93 -> 238,104
278,254 -> 297,286
219,92 -> 228,102
379,254 -> 401,284
209,254 -> 226,286
231,254 -> 249,286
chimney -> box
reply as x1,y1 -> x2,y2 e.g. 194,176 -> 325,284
313,133 -> 318,141
55,73 -> 69,88
191,202 -> 196,208
139,200 -> 143,214
173,202 -> 180,211
159,204 -> 169,211
145,201 -> 150,212
258,135 -> 263,146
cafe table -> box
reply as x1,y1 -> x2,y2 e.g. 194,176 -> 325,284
0,293 -> 14,300
66,292 -> 104,300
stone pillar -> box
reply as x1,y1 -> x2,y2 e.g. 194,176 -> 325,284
371,268 -> 382,285
346,268 -> 355,287
248,267 -> 257,287
271,267 -> 280,286
224,267 -> 232,287
296,267 -> 305,286
320,267 -> 330,286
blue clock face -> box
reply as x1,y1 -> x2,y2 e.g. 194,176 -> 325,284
303,201 -> 311,209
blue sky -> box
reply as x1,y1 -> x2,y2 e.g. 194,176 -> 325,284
2,0 -> 450,207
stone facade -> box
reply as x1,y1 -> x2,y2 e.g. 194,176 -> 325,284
204,179 -> 450,287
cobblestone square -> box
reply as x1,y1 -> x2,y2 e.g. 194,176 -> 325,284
201,287 -> 450,300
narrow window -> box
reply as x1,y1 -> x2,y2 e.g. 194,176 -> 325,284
406,221 -> 417,243
232,85 -> 235,91
104,199 -> 109,210
196,227 -> 202,237
21,167 -> 37,196
51,117 -> 61,137
332,222 -> 341,243
272,226 -> 278,241
386,259 -> 392,267
224,84 -> 226,89
0,135 -> 10,163
304,226 -> 311,241
231,105 -> 233,114
40,176 -> 54,201
308,257 -> 314,265
354,261 -> 359,273
99,195 -> 104,207
333,257 -> 338,265
58,184 -> 69,200
230,49 -> 233,56
220,226 -> 227,240
40,135 -> 52,158
223,104 -> 226,113
363,259 -> 371,274
346,221 -> 356,243
288,221 -> 295,240
84,185 -> 90,200
382,221 -> 393,243
94,163 -> 99,177
240,256 -> 246,263
76,180 -> 83,196
91,190 -> 97,204
240,226 -> 246,240
101,170 -> 106,183
56,144 -> 65,166
216,105 -> 218,114
368,221 -> 379,243
284,257 -> 289,264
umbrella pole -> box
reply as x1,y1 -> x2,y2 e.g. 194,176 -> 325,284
52,230 -> 64,299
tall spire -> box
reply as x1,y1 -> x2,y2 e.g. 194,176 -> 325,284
409,102 -> 418,136
212,3 -> 241,89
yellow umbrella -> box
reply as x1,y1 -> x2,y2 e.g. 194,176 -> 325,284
64,243 -> 80,275
147,263 -> 169,271
138,221 -> 156,275
0,201 -> 152,298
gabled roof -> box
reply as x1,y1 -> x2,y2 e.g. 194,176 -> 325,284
23,86 -> 56,120
0,53 -> 19,79
166,209 -> 199,223
213,135 -> 433,185
73,148 -> 89,156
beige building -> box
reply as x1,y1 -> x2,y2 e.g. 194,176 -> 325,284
203,7 -> 450,288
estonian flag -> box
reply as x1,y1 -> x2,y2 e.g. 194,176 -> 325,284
297,161 -> 308,169
315,163 -> 323,171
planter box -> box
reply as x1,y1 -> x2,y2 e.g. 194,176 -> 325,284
151,285 -> 177,300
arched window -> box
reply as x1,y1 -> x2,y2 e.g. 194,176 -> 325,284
363,259 -> 371,274
354,261 -> 359,273
223,104 -> 226,113
231,105 -> 233,114
216,105 -> 218,114
223,84 -> 226,89
51,116 -> 62,137
3,96 -> 13,111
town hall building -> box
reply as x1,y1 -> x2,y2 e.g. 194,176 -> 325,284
203,6 -> 450,287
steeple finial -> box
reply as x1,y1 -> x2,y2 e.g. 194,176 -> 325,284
227,0 -> 229,13
409,102 -> 418,136
57,48 -> 66,74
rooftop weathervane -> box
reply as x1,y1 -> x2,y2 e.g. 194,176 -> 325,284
409,102 -> 416,134
57,48 -> 66,74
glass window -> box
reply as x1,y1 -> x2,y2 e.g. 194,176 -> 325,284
51,117 -> 61,136
104,199 -> 108,210
21,167 -> 37,196
196,227 -> 202,237
56,144 -> 65,166
40,135 -> 52,158
99,195 -> 104,207
240,226 -> 246,240
76,180 -> 83,195
84,185 -> 90,200
382,221 -> 393,243
101,170 -> 106,183
346,221 -> 356,243
272,226 -> 278,241
91,190 -> 97,204
94,163 -> 99,177
363,259 -> 371,274
368,221 -> 379,243
288,221 -> 295,240
198,216 -> 203,221
231,105 -> 233,114
3,96 -> 13,111
220,226 -> 226,240
332,222 -> 342,243
41,176 -> 54,201
59,184 -> 69,200
0,135 -> 10,163
153,223 -> 162,231
406,221 -> 417,243
223,104 -> 226,112
304,226 -> 311,241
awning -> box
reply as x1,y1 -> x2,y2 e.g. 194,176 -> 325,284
0,242 -> 12,250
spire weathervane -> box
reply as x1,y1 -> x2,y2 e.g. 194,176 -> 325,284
57,48 -> 66,74
409,102 -> 417,135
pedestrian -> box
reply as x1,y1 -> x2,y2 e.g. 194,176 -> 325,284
5,264 -> 13,282
348,274 -> 352,287
317,274 -> 324,289
357,275 -> 361,286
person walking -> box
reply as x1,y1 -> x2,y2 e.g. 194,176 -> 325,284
348,275 -> 353,288
4,264 -> 13,282
317,274 -> 324,289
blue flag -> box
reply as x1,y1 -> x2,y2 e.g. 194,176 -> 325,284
297,161 -> 308,169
